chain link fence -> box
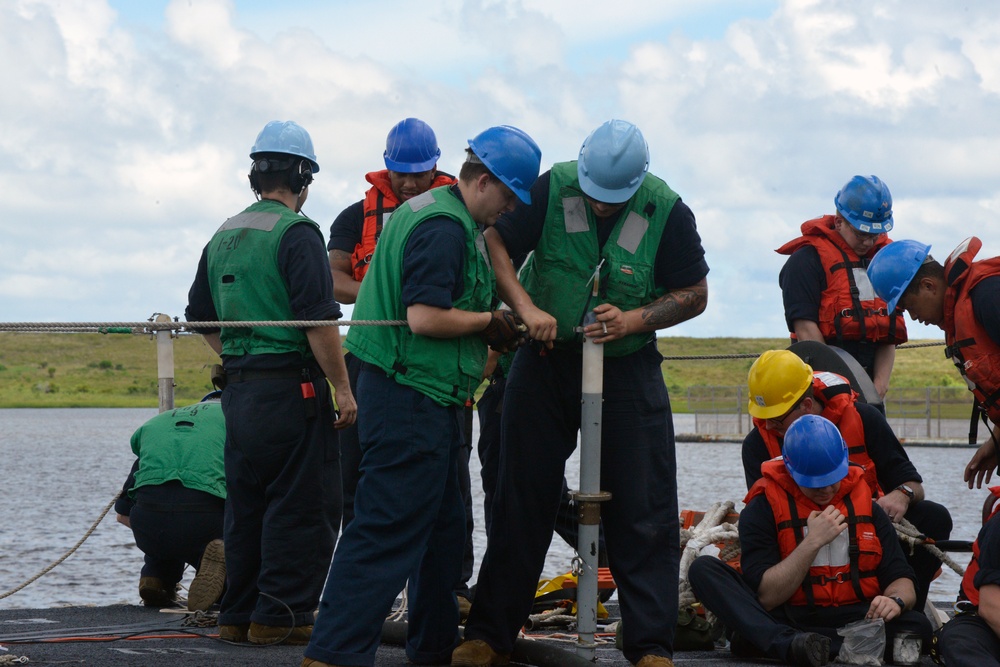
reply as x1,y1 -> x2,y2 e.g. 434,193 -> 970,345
684,385 -> 977,443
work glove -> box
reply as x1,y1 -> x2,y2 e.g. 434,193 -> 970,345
480,309 -> 527,353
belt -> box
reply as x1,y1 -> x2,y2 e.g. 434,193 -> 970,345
226,366 -> 322,383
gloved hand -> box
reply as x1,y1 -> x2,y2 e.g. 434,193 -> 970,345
480,310 -> 527,353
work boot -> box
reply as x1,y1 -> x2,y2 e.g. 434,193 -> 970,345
218,623 -> 250,642
457,595 -> 472,624
301,659 -> 345,667
138,576 -> 177,607
248,622 -> 313,645
636,656 -> 674,667
188,539 -> 226,611
450,639 -> 510,666
789,632 -> 831,667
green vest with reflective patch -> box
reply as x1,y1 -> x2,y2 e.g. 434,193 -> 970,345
518,161 -> 678,357
130,400 -> 226,500
206,200 -> 319,359
346,187 -> 494,407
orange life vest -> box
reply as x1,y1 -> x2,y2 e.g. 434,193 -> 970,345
746,462 -> 883,607
350,169 -> 458,281
959,486 -> 1000,606
942,237 -> 1000,424
776,216 -> 907,346
753,371 -> 881,496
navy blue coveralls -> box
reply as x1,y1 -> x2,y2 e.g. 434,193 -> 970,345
463,170 -> 709,665
305,206 -> 474,666
186,222 -> 343,628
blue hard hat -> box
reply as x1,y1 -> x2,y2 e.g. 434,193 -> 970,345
577,120 -> 650,204
867,240 -> 932,313
384,118 -> 441,173
250,120 -> 320,173
834,175 -> 893,233
467,125 -> 542,205
782,414 -> 849,488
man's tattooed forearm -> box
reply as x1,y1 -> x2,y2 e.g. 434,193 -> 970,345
640,283 -> 708,329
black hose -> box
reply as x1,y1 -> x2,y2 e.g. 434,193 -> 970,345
381,621 -> 598,667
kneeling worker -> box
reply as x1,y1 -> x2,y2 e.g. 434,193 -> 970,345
115,394 -> 226,611
690,414 -> 932,667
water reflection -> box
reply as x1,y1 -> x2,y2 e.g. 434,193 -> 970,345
0,409 -> 981,610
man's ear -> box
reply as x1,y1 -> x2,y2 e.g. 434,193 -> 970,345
477,173 -> 492,193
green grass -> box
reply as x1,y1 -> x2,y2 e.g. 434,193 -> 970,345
0,333 -> 957,409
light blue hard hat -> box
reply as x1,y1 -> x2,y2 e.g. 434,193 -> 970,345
834,175 -> 893,233
250,120 -> 320,173
384,118 -> 441,173
782,414 -> 849,489
577,120 -> 649,204
867,240 -> 932,313
467,125 -> 542,205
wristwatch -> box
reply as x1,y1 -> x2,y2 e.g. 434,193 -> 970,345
892,596 -> 906,611
894,484 -> 915,501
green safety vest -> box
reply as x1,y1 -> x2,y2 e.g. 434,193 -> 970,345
518,161 -> 679,357
206,200 -> 319,359
346,187 -> 494,407
130,401 -> 226,499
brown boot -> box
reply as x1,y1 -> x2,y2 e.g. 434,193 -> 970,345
636,656 -> 675,667
138,577 -> 177,607
301,659 -> 346,667
188,539 -> 226,612
248,622 -> 313,645
450,639 -> 510,666
218,623 -> 250,642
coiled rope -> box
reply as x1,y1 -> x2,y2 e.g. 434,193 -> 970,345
678,501 -> 741,610
0,492 -> 121,601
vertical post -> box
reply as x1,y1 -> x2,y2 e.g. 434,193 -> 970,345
155,313 -> 175,413
575,267 -> 611,661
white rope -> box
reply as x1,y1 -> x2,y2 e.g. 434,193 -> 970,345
678,500 -> 741,610
895,517 -> 966,576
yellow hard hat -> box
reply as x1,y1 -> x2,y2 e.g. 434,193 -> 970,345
746,350 -> 813,420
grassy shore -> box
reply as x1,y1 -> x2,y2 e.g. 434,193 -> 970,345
0,332 -> 960,410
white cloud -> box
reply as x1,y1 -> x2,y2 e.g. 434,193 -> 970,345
4,0 -> 1000,351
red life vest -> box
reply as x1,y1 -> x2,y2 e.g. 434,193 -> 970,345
350,169 -> 457,281
746,462 -> 883,607
776,216 -> 907,345
959,486 -> 1000,606
753,371 -> 881,496
941,237 -> 1000,424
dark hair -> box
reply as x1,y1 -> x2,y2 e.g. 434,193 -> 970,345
901,258 -> 944,301
459,148 -> 493,183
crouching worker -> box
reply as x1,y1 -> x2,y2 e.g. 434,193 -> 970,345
689,414 -> 931,667
115,394 -> 227,611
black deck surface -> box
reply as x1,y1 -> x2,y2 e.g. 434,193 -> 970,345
0,603 -> 938,666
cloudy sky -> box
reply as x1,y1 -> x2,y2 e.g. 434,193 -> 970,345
2,0 -> 998,341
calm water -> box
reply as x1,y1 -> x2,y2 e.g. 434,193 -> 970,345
0,409 -> 984,610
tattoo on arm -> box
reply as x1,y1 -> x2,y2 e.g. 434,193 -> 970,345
640,281 -> 708,330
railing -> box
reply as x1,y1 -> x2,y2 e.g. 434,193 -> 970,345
686,385 -> 976,442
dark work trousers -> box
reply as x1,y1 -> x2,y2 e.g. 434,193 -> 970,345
219,374 -> 340,628
476,371 -> 608,568
342,351 -> 476,601
899,499 -> 953,611
689,556 -> 933,661
305,366 -> 465,667
465,342 -> 679,665
129,482 -> 224,585
936,613 -> 1000,666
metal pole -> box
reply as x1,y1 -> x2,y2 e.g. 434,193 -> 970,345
574,270 -> 611,661
155,313 -> 175,413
